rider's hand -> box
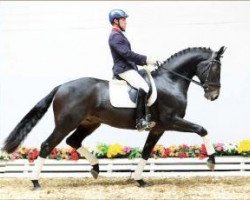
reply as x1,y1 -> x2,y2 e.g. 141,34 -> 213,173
143,65 -> 158,73
146,58 -> 158,66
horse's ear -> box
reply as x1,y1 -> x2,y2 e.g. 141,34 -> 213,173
216,46 -> 226,59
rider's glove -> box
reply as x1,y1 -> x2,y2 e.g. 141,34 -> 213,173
146,57 -> 158,66
143,65 -> 158,73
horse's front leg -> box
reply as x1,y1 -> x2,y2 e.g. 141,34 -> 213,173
133,128 -> 164,187
168,116 -> 216,170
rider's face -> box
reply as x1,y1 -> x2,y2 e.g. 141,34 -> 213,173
119,18 -> 127,31
114,17 -> 127,31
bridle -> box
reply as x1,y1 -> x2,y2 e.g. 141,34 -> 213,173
157,58 -> 221,90
201,59 -> 221,90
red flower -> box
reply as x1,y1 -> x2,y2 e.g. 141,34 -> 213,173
198,154 -> 206,160
28,153 -> 35,162
163,148 -> 171,158
201,144 -> 207,156
178,152 -> 188,158
70,149 -> 79,161
27,148 -> 39,162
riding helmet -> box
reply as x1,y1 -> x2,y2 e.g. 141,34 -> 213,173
109,9 -> 128,24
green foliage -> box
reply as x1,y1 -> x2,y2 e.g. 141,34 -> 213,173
128,148 -> 141,159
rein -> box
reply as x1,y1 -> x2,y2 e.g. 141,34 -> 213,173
157,59 -> 221,89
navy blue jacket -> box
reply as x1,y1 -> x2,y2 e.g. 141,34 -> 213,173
109,28 -> 147,76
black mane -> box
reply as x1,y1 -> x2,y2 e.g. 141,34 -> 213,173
163,47 -> 213,64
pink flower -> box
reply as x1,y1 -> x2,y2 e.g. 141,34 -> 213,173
181,144 -> 189,150
10,153 -> 18,160
215,143 -> 224,152
123,146 -> 132,154
50,148 -> 58,159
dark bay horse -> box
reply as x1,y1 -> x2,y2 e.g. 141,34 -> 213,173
3,46 -> 225,188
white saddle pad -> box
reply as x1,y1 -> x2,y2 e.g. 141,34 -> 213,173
109,71 -> 157,108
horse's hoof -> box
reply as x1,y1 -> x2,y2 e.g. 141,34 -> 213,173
136,179 -> 152,187
207,154 -> 215,171
32,186 -> 42,191
207,160 -> 215,171
90,169 -> 99,179
31,180 -> 42,191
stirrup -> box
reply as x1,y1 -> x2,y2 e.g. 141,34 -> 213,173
136,119 -> 156,132
145,121 -> 156,131
144,114 -> 156,131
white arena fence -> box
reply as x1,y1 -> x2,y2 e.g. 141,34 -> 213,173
0,157 -> 250,178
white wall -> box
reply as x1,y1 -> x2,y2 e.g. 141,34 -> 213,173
1,1 -> 250,148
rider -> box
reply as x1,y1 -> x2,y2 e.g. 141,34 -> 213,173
108,9 -> 157,131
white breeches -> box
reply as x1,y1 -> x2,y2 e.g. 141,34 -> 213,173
118,70 -> 149,93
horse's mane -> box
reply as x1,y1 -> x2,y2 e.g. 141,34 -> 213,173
163,47 -> 213,64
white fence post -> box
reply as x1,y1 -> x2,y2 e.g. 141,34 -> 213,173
150,160 -> 155,175
240,157 -> 245,172
0,161 -> 6,175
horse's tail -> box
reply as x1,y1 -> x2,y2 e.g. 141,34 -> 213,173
2,86 -> 60,153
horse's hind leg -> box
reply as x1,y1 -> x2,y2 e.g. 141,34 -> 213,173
31,126 -> 73,190
134,128 -> 164,187
66,123 -> 101,179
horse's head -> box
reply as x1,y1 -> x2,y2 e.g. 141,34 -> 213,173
196,46 -> 226,101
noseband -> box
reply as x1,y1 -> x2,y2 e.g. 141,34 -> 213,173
158,58 -> 221,90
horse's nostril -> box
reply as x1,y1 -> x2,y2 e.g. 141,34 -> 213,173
211,92 -> 219,100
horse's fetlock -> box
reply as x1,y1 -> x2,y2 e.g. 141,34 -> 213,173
40,142 -> 50,158
92,164 -> 99,172
208,153 -> 215,163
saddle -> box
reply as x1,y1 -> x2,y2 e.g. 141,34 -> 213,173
109,69 -> 157,108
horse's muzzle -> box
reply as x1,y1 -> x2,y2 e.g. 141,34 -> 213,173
204,88 -> 220,101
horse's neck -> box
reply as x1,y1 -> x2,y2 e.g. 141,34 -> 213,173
155,51 -> 211,93
170,53 -> 202,76
162,50 -> 211,77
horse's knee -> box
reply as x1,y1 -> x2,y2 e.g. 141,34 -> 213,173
196,127 -> 207,137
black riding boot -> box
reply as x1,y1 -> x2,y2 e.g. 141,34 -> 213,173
136,89 -> 156,131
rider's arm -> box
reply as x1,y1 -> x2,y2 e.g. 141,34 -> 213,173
110,33 -> 147,66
